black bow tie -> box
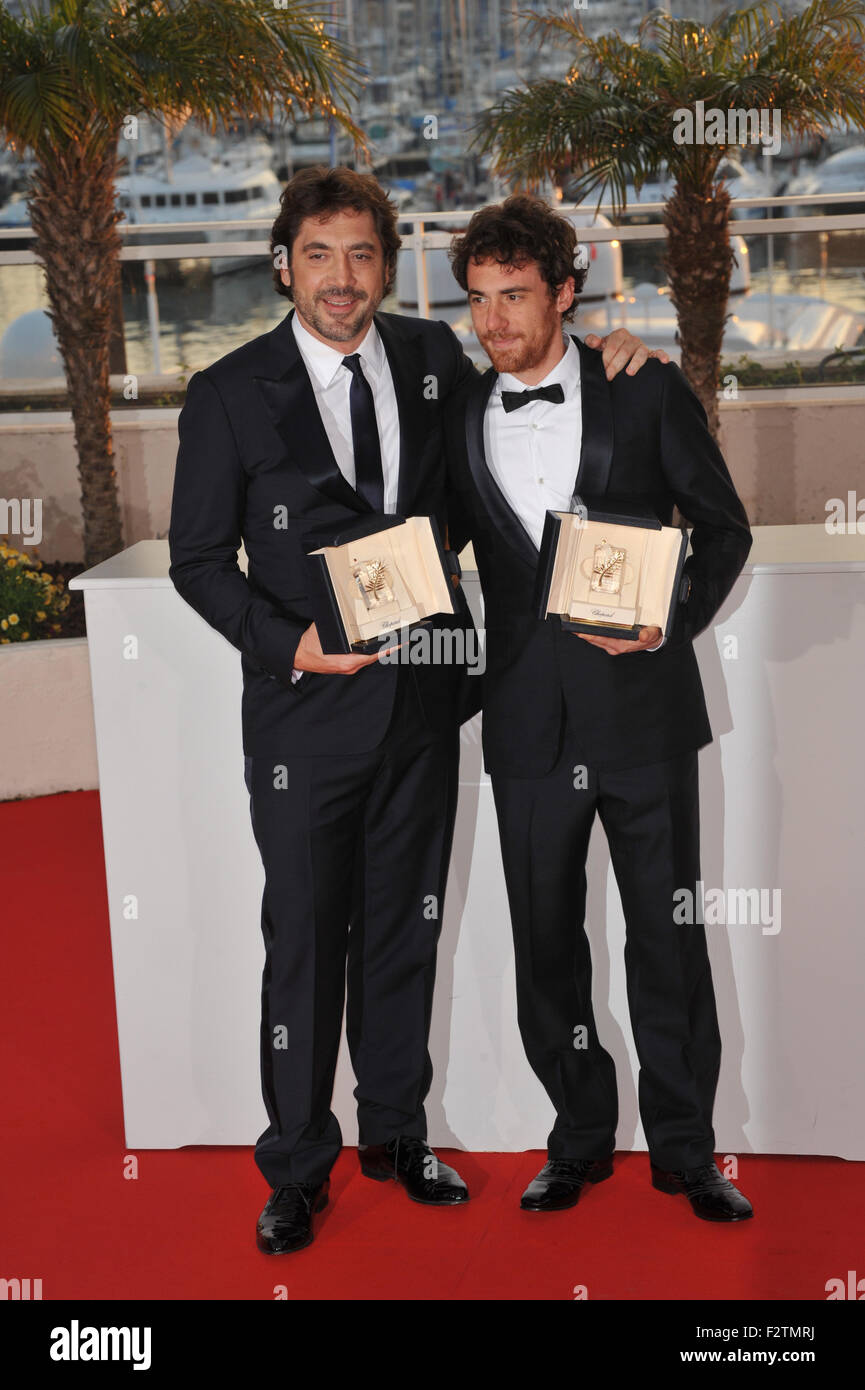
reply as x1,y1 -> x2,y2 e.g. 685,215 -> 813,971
500,382 -> 565,413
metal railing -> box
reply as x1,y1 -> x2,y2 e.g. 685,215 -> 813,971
4,192 -> 865,360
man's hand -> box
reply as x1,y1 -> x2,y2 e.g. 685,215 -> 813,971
575,624 -> 662,655
293,621 -> 382,675
583,329 -> 670,381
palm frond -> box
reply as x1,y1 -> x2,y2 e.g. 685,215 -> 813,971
475,0 -> 865,213
0,0 -> 367,159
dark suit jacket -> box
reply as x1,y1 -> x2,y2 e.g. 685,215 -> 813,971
168,307 -> 480,756
444,334 -> 753,777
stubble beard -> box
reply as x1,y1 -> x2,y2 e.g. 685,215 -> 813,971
481,318 -> 563,376
291,283 -> 382,345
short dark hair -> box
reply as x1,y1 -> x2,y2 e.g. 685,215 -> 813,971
449,193 -> 587,322
270,165 -> 402,300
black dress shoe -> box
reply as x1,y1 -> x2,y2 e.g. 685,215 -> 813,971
651,1161 -> 754,1222
520,1155 -> 614,1211
256,1179 -> 329,1254
359,1136 -> 469,1205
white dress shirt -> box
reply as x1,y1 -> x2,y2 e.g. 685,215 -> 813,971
484,334 -> 664,649
485,333 -> 583,550
290,311 -> 401,679
292,309 -> 401,512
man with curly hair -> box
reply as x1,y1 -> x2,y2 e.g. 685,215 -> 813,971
445,193 -> 754,1224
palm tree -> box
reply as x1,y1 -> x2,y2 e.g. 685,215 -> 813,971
0,0 -> 365,566
474,0 -> 865,436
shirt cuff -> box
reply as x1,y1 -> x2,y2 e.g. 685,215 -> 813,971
291,668 -> 303,682
646,634 -> 666,651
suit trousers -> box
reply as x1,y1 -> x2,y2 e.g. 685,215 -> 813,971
490,712 -> 722,1172
243,667 -> 460,1187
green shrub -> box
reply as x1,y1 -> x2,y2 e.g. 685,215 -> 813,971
0,538 -> 70,643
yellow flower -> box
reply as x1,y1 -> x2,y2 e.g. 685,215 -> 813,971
20,631 -> 29,639
36,611 -> 45,620
8,613 -> 19,625
6,557 -> 16,568
0,619 -> 6,630
0,637 -> 9,643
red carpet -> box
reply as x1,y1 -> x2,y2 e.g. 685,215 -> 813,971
2,788 -> 862,1301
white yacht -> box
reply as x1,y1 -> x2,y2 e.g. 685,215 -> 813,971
783,146 -> 865,216
613,157 -> 776,223
116,154 -> 280,274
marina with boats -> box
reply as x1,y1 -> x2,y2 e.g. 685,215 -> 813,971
4,0 -> 865,375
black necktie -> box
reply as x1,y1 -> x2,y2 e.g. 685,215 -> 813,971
342,353 -> 384,512
500,382 -> 565,413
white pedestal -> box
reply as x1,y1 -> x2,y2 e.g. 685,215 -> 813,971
70,525 -> 865,1157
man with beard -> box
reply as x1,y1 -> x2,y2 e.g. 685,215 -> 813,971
444,193 -> 754,1224
169,167 -> 665,1253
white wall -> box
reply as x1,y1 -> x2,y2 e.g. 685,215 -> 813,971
55,535 -> 865,1156
2,389 -> 865,562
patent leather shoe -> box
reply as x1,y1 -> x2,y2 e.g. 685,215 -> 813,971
256,1179 -> 329,1253
520,1155 -> 614,1211
651,1161 -> 754,1222
359,1136 -> 469,1204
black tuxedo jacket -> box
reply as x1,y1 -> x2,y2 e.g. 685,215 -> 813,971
168,307 -> 480,756
444,334 -> 753,777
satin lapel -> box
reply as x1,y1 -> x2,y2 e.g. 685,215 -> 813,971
252,309 -> 372,514
572,333 -> 614,502
464,367 -> 538,566
374,314 -> 428,517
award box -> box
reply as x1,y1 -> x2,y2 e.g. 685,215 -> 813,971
534,508 -> 690,641
305,514 -> 459,655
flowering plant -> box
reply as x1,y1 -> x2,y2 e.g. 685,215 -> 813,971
0,538 -> 69,643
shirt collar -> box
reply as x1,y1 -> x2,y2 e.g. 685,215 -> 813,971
291,308 -> 385,389
494,333 -> 580,399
